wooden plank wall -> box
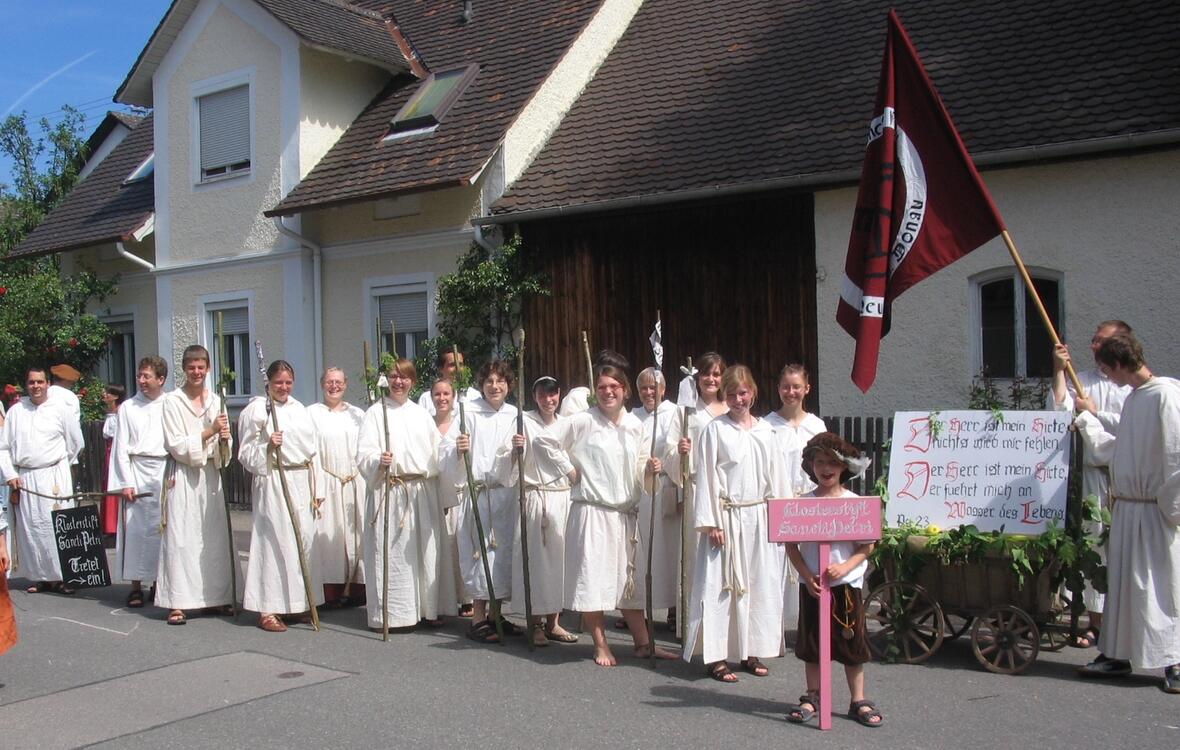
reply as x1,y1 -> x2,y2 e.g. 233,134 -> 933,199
518,189 -> 819,414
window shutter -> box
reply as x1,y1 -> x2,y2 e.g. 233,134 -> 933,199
212,307 -> 249,335
378,292 -> 428,334
199,85 -> 250,172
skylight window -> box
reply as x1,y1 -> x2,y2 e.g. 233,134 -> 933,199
390,65 -> 479,134
124,152 -> 155,184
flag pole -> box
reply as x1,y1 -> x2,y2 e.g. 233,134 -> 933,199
999,230 -> 1086,397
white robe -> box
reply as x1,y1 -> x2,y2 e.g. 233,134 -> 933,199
764,410 -> 826,623
0,398 -> 83,581
535,408 -> 646,612
634,401 -> 683,610
158,389 -> 234,610
308,402 -> 366,586
436,417 -> 465,606
239,396 -> 325,614
358,397 -> 447,627
1049,367 -> 1130,612
108,392 -> 169,582
497,411 -> 571,616
444,397 -> 519,601
1082,377 -> 1180,669
559,386 -> 592,416
683,415 -> 787,665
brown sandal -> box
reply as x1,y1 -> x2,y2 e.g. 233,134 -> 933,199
741,656 -> 769,676
259,613 -> 288,632
708,661 -> 739,683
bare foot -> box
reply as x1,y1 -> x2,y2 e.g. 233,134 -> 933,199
634,643 -> 679,660
593,645 -> 618,666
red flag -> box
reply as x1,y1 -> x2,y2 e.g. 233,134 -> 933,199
838,10 -> 1005,393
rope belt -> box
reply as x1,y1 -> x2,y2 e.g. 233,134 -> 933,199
573,496 -> 641,599
322,465 -> 359,486
273,460 -> 317,515
1112,494 -> 1156,505
371,473 -> 428,530
128,452 -> 169,459
524,480 -> 570,545
719,495 -> 768,597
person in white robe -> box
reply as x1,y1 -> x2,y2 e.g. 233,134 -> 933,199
108,357 -> 170,608
308,368 -> 366,607
240,360 -> 326,632
1074,333 -> 1180,690
158,345 -> 234,625
535,365 -> 678,666
764,363 -> 826,628
47,364 -> 82,426
450,360 -> 521,642
498,375 -> 578,647
632,368 -> 683,630
358,358 -> 448,632
0,367 -> 83,592
1049,320 -> 1133,644
430,378 -> 466,616
683,364 -> 787,682
415,349 -> 480,416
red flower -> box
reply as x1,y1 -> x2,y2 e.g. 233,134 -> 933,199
0,286 -> 7,295
69,337 -> 78,347
78,387 -> 88,397
3,384 -> 15,395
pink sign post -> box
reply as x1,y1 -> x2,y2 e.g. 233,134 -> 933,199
768,496 -> 883,730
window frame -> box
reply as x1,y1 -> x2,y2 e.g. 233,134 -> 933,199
200,292 -> 256,405
387,64 -> 479,138
969,266 -> 1065,380
364,273 -> 436,362
98,313 -> 137,396
190,68 -> 256,188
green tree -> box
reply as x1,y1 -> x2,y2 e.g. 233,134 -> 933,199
0,107 -> 118,418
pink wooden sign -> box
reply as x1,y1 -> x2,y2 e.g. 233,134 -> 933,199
767,496 -> 883,543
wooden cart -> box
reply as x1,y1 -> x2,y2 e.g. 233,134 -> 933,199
864,537 -> 1069,674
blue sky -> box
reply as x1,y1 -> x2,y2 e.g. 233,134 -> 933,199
0,1 -> 172,188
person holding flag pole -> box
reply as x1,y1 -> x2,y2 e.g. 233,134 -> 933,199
836,9 -> 1086,397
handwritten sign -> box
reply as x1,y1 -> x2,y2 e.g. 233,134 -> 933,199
886,410 -> 1071,534
51,505 -> 110,589
768,496 -> 883,543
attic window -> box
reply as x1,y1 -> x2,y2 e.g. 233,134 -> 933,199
389,65 -> 478,134
124,152 -> 155,184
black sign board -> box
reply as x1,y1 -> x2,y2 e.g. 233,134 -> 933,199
51,504 -> 110,589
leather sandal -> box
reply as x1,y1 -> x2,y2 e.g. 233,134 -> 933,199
848,699 -> 884,727
708,661 -> 738,683
259,613 -> 288,633
126,589 -> 145,608
787,692 -> 819,723
741,656 -> 769,676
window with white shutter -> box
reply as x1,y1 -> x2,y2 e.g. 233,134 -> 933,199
198,84 -> 250,181
207,303 -> 252,396
376,290 -> 429,359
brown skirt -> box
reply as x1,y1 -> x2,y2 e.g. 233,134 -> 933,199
0,575 -> 19,656
795,583 -> 870,666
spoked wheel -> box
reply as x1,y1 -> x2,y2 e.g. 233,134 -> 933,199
1039,610 -> 1070,652
864,581 -> 945,664
943,612 -> 974,642
971,605 -> 1040,674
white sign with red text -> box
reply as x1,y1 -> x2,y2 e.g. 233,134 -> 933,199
886,410 -> 1071,534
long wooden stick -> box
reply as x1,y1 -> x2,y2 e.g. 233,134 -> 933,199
1000,230 -> 1086,397
516,328 -> 534,650
581,330 -> 595,406
215,312 -> 240,619
645,405 -> 659,669
256,344 -> 319,631
455,345 -> 503,644
678,356 -> 692,642
379,372 -> 392,642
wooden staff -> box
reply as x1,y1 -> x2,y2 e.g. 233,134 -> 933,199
343,339 -> 371,601
1001,230 -> 1086,397
678,355 -> 693,641
515,328 -> 534,650
256,342 -> 319,631
455,344 -> 504,644
644,311 -> 662,668
362,340 -> 373,406
378,368 -> 392,641
215,311 -> 240,618
581,330 -> 595,405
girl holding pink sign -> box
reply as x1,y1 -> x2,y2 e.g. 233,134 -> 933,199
785,432 -> 883,728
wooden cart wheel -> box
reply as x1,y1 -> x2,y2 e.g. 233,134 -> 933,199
1039,610 -> 1070,652
864,581 -> 945,664
971,605 -> 1040,674
943,613 -> 974,642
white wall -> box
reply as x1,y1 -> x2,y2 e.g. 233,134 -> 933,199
814,147 -> 1180,417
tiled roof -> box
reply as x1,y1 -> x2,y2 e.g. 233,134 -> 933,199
492,0 -> 1180,218
12,115 -> 155,258
117,0 -> 408,106
266,0 -> 602,216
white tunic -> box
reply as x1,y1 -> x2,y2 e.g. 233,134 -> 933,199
308,402 -> 366,586
634,401 -> 683,610
444,397 -> 519,601
497,410 -> 571,615
1085,377 -> 1180,669
535,408 -> 646,612
358,397 -> 447,627
683,415 -> 787,665
558,386 -> 592,416
764,410 -> 826,623
158,389 -> 234,610
436,417 -> 465,605
1049,367 -> 1130,612
47,384 -> 82,424
796,488 -> 871,588
239,396 -> 325,614
0,398 -> 83,580
108,392 -> 169,582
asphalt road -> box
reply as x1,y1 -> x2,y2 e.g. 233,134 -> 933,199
0,511 -> 1176,749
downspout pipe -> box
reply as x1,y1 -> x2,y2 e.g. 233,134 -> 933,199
116,241 -> 155,272
273,217 -> 323,377
473,222 -> 497,253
